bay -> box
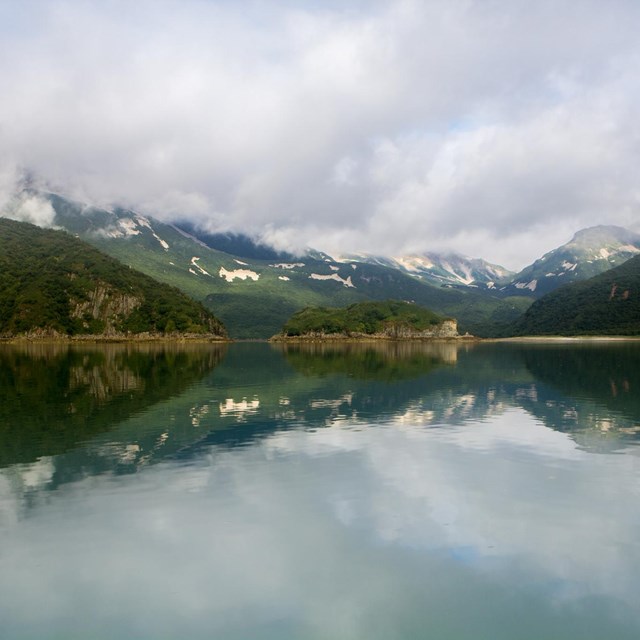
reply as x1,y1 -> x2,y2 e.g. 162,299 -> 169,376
1,341 -> 639,639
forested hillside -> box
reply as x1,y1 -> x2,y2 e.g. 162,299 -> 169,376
511,255 -> 640,336
0,218 -> 227,338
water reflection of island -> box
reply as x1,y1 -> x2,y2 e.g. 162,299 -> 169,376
0,343 -> 227,467
276,341 -> 459,381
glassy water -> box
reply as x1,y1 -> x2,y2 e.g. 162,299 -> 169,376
1,341 -> 639,639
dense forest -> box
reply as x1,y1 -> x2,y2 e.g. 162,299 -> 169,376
0,218 -> 227,338
511,254 -> 640,336
278,300 -> 449,337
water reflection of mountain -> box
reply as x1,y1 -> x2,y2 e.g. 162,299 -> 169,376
174,342 -> 516,458
3,341 -> 640,505
518,343 -> 640,447
0,343 -> 227,467
273,342 -> 640,449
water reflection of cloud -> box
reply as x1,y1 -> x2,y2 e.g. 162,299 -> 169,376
1,409 -> 639,638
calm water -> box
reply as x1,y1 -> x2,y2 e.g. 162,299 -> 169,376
1,341 -> 639,639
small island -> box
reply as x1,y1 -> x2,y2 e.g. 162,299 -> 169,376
270,300 -> 467,341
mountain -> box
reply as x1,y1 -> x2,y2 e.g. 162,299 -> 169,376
499,226 -> 640,298
510,254 -> 640,336
0,217 -> 227,338
334,252 -> 513,291
5,190 -> 531,338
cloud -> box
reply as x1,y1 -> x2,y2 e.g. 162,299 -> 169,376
0,164 -> 57,228
1,1 -> 640,267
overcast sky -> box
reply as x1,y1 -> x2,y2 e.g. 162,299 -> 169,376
1,0 -> 640,269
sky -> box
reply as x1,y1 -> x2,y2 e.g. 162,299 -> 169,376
1,0 -> 640,269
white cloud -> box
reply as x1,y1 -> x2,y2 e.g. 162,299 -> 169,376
1,1 -> 640,267
2,192 -> 57,228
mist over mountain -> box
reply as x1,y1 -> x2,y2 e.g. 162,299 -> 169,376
3,187 -> 639,338
173,222 -> 299,262
2,190 -> 534,338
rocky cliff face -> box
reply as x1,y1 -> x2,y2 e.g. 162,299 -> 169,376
381,319 -> 458,338
71,283 -> 142,333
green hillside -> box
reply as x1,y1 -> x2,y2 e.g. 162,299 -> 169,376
277,300 -> 450,337
0,218 -> 227,338
510,255 -> 640,336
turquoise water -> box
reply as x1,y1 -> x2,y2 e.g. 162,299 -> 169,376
1,341 -> 639,639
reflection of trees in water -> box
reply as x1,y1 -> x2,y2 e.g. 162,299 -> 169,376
276,341 -> 459,382
0,343 -> 227,466
4,342 -> 639,501
518,344 -> 640,448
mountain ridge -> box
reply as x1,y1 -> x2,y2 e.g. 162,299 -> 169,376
5,187 -> 639,338
6,190 -> 531,338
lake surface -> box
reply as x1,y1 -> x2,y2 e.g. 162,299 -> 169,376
1,340 -> 640,639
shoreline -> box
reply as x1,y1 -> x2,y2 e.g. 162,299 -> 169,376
270,334 -> 640,344
0,333 -> 231,344
269,334 -> 478,343
490,335 -> 640,343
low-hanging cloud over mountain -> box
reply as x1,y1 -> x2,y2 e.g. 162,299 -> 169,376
1,0 -> 640,269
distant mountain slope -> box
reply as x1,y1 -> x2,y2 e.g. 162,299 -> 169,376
510,254 -> 640,336
0,218 -> 226,338
7,190 -> 531,338
500,226 -> 640,298
335,252 -> 513,291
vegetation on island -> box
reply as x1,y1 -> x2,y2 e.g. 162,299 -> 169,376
510,254 -> 640,336
276,300 -> 451,338
0,218 -> 227,338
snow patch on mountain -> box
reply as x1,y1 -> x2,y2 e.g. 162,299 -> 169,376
100,217 -> 140,238
393,256 -> 435,272
190,257 -> 211,276
278,275 -> 290,281
309,273 -> 354,288
514,280 -> 538,291
135,216 -> 169,250
219,267 -> 260,282
271,263 -> 305,269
